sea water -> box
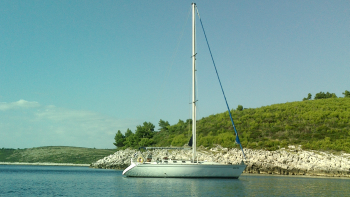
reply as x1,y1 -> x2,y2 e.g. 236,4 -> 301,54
0,165 -> 349,196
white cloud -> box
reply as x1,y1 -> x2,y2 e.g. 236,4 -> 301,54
0,100 -> 139,149
35,106 -> 98,122
0,99 -> 40,111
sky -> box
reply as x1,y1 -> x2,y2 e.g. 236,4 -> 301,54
0,0 -> 349,149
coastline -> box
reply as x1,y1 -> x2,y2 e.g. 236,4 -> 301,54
0,162 -> 90,167
240,172 -> 350,180
90,146 -> 350,178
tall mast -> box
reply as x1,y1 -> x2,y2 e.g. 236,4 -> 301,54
191,3 -> 196,162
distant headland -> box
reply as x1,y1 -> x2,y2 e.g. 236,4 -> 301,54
0,146 -> 116,165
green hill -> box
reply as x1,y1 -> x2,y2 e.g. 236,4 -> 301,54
0,146 -> 116,164
116,97 -> 350,153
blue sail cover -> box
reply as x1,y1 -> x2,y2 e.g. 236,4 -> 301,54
188,136 -> 193,147
235,135 -> 241,145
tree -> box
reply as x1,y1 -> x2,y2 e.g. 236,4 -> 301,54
314,91 -> 337,99
123,133 -> 136,148
138,138 -> 154,147
135,122 -> 155,139
133,122 -> 156,148
303,93 -> 312,101
122,128 -> 135,148
343,90 -> 350,98
236,105 -> 243,111
158,119 -> 170,131
113,130 -> 125,148
125,128 -> 133,138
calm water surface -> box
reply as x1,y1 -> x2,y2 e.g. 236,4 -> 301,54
0,165 -> 349,196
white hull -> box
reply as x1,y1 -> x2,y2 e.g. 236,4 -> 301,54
123,162 -> 246,178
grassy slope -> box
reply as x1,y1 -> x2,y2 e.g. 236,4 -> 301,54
0,146 -> 116,164
151,98 -> 350,152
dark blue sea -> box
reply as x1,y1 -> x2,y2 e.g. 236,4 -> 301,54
0,165 -> 349,196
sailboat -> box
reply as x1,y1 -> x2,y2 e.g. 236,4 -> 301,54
122,3 -> 246,178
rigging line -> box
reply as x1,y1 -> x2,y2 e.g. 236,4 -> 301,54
196,7 -> 246,160
152,7 -> 191,122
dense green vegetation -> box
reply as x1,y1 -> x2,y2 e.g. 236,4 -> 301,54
114,94 -> 350,153
0,146 -> 116,164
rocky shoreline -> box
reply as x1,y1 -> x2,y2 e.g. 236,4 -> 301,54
90,145 -> 350,178
0,162 -> 90,166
